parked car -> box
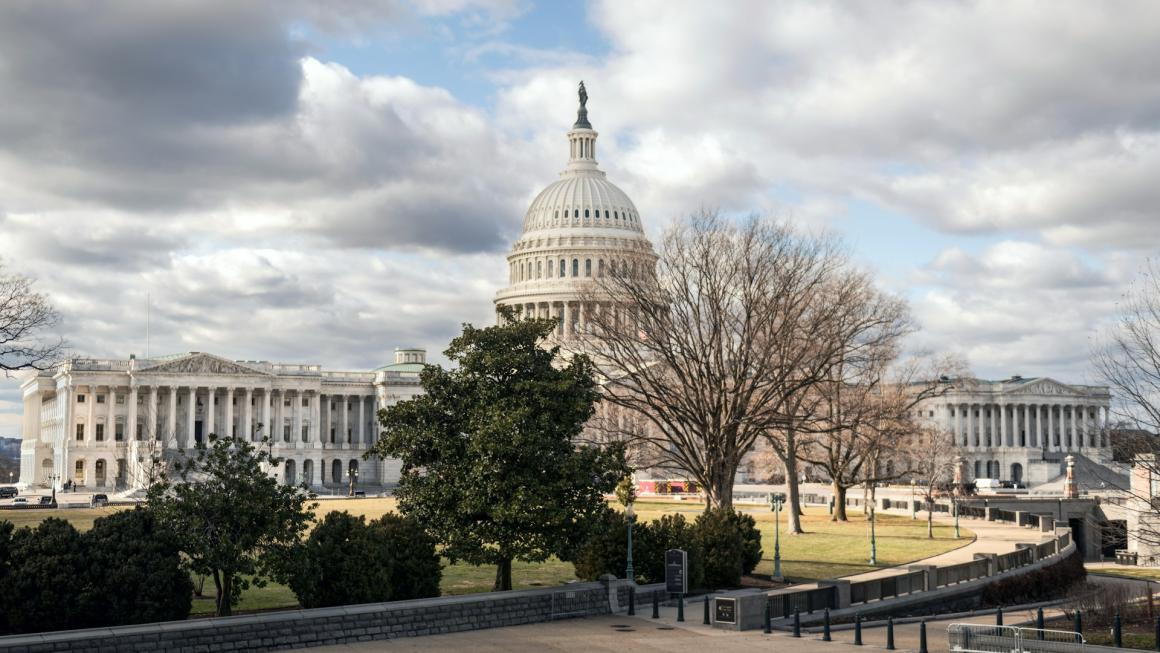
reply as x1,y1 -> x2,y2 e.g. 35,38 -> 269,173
353,491 -> 367,498
38,495 -> 54,505
12,497 -> 28,505
91,494 -> 108,507
0,487 -> 17,499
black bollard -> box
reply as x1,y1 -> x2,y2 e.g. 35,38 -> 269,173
919,621 -> 928,653
854,614 -> 863,646
823,608 -> 832,641
628,586 -> 635,616
886,617 -> 895,651
1037,607 -> 1045,640
703,594 -> 710,625
1114,613 -> 1123,649
793,610 -> 801,638
1075,611 -> 1083,643
763,602 -> 771,634
996,606 -> 1003,626
677,594 -> 685,623
651,592 -> 659,619
1154,616 -> 1159,652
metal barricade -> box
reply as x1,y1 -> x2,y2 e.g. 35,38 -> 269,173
948,623 -> 1084,653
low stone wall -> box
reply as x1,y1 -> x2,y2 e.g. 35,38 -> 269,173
0,581 -> 612,653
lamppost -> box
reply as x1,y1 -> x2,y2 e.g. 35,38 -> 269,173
625,501 -> 636,581
769,492 -> 786,580
953,496 -> 961,539
347,466 -> 359,497
48,473 -> 59,504
869,506 -> 878,565
911,479 -> 918,520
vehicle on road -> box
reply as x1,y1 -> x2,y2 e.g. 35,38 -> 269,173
91,494 -> 108,507
0,487 -> 17,499
38,496 -> 54,506
12,497 -> 28,505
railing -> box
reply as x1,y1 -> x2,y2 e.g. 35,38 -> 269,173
1036,540 -> 1057,560
947,623 -> 1084,653
768,586 -> 836,618
849,570 -> 926,605
997,547 -> 1034,572
1019,512 -> 1040,528
936,559 -> 991,587
993,508 -> 1016,522
959,505 -> 986,518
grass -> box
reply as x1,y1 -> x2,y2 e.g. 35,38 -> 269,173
2,496 -> 973,615
1090,567 -> 1160,582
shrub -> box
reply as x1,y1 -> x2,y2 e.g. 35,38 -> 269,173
981,549 -> 1086,606
1,518 -> 90,634
637,512 -> 703,589
289,511 -> 395,609
370,513 -> 442,601
84,508 -> 193,625
570,506 -> 629,582
736,511 -> 763,575
696,508 -> 746,588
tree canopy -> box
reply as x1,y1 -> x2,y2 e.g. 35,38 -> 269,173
369,310 -> 628,591
147,434 -> 315,616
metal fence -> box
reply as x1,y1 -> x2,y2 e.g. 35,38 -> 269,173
936,558 -> 991,587
1020,512 -> 1041,528
767,586 -> 836,618
997,547 -> 1034,572
948,623 -> 1084,653
850,569 -> 926,605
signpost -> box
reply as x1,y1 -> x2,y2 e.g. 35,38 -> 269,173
715,597 -> 737,625
665,548 -> 688,595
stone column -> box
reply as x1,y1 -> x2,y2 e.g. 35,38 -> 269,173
167,387 -> 178,447
147,385 -> 159,441
355,396 -> 364,448
127,385 -> 138,442
999,402 -> 1008,448
955,404 -> 964,447
185,387 -> 196,447
1035,405 -> 1043,449
262,389 -> 271,442
989,404 -> 997,447
562,302 -> 571,337
225,387 -> 234,438
340,395 -> 349,446
1071,404 -> 1079,451
292,391 -> 302,444
312,392 -> 321,447
86,385 -> 96,444
207,388 -> 216,437
968,404 -> 977,447
240,388 -> 252,441
1048,404 -> 1056,450
105,385 -> 116,446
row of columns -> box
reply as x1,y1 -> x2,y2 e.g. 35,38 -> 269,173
947,402 -> 1109,451
512,300 -> 639,338
66,384 -> 377,451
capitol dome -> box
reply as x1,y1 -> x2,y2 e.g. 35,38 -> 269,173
495,82 -> 656,340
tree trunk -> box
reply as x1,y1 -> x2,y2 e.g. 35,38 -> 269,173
832,482 -> 848,521
785,445 -> 805,534
494,556 -> 513,591
216,570 -> 233,617
707,474 -> 734,510
927,505 -> 934,539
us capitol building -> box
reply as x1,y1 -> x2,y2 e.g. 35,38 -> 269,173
17,84 -> 1115,493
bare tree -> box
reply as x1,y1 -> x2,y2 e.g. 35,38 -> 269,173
910,426 -> 958,538
578,211 -> 907,510
0,260 -> 64,372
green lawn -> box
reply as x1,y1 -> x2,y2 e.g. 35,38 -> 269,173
1089,567 -> 1160,582
3,496 -> 973,615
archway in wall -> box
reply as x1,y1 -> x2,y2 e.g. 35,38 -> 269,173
95,459 -> 107,487
285,459 -> 296,486
40,458 -> 53,485
115,459 -> 127,489
303,460 -> 314,486
1011,463 -> 1023,486
74,460 -> 85,487
332,460 -> 342,486
973,460 -> 982,479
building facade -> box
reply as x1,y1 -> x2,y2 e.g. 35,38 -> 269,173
18,349 -> 425,493
923,375 -> 1113,486
494,81 -> 657,337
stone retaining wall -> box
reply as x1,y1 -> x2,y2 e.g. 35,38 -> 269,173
0,581 -> 612,653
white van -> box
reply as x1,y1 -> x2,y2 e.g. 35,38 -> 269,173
974,478 -> 1003,491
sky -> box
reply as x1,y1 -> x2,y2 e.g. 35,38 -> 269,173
2,0 -> 1158,438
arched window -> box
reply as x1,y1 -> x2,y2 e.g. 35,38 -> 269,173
585,259 -> 592,277
614,211 -> 619,220
605,210 -> 609,219
559,260 -> 566,277
536,261 -> 542,278
584,209 -> 589,218
630,261 -> 637,278
598,259 -> 605,277
572,258 -> 579,277
973,460 -> 981,479
574,209 -> 579,218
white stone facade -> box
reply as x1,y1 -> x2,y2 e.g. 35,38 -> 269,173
17,349 -> 425,493
920,376 -> 1113,486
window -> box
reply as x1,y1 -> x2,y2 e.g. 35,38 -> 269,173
572,259 -> 579,277
537,261 -> 542,278
559,260 -> 566,277
598,259 -> 605,277
585,259 -> 592,277
76,424 -> 84,441
232,425 -> 237,437
284,424 -> 291,442
96,394 -> 105,404
77,394 -> 86,403
96,423 -> 105,442
284,398 -> 291,407
347,428 -> 353,444
330,427 -> 336,444
136,422 -> 144,441
614,211 -> 619,220
116,394 -> 125,404
605,210 -> 609,219
302,425 -> 309,442
584,209 -> 589,218
929,410 -> 934,417
573,209 -> 578,218
302,398 -> 309,407
115,422 -> 124,441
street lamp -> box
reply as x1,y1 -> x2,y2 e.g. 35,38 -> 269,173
47,473 -> 59,504
953,496 -> 961,539
869,506 -> 878,565
625,501 -> 636,581
769,492 -> 786,580
347,466 -> 359,497
911,479 -> 918,520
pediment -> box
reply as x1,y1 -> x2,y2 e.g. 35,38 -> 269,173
1012,378 -> 1078,397
138,353 -> 270,376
